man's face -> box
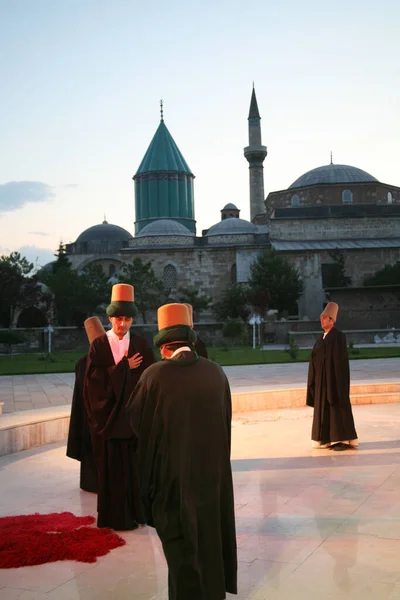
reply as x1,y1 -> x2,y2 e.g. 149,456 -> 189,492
320,314 -> 334,332
109,316 -> 133,339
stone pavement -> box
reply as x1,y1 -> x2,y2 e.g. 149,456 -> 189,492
0,403 -> 400,599
1,357 -> 400,414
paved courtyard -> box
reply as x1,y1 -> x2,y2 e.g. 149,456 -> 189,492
0,402 -> 400,599
1,357 -> 400,414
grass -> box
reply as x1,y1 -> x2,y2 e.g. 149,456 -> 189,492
1,345 -> 400,375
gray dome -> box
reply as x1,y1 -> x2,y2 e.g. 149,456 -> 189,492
222,203 -> 238,210
136,219 -> 194,238
289,164 -> 378,189
206,217 -> 257,236
75,221 -> 133,243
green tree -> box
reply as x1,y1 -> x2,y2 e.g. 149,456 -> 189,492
322,250 -> 352,288
0,252 -> 43,327
364,263 -> 400,286
119,258 -> 165,323
41,243 -> 80,325
179,287 -> 211,322
214,284 -> 250,322
77,263 -> 112,316
247,250 -> 303,314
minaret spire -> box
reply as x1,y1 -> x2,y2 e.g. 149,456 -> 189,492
244,85 -> 267,221
160,99 -> 164,122
330,151 -> 333,165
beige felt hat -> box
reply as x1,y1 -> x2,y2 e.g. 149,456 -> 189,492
321,302 -> 339,321
84,316 -> 105,344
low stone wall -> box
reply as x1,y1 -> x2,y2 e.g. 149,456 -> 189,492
289,329 -> 400,348
0,322 -> 248,354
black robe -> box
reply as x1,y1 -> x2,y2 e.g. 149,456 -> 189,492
307,327 -> 358,445
126,351 -> 237,600
66,355 -> 98,493
84,332 -> 156,530
194,336 -> 208,358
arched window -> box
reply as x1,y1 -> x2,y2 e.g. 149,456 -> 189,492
230,264 -> 237,285
163,264 -> 177,290
291,194 -> 300,207
342,189 -> 353,204
388,191 -> 393,204
109,264 -> 116,277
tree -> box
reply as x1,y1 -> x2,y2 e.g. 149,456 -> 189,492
78,263 -> 112,315
322,250 -> 352,288
364,263 -> 400,286
247,250 -> 303,314
179,287 -> 211,322
119,258 -> 165,323
214,284 -> 250,322
0,252 -> 43,327
247,288 -> 270,319
41,243 -> 80,325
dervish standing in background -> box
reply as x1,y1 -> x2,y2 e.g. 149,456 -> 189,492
126,303 -> 237,600
307,301 -> 358,451
66,316 -> 104,493
84,283 -> 156,529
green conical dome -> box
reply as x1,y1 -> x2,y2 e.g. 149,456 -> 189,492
133,116 -> 196,235
135,121 -> 193,175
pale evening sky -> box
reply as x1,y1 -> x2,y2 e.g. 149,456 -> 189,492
0,0 -> 399,268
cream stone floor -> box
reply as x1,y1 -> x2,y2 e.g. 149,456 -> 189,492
0,403 -> 400,599
1,357 -> 400,414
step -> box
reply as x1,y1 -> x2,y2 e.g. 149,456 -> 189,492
1,382 -> 399,456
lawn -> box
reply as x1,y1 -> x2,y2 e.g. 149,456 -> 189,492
1,345 -> 400,375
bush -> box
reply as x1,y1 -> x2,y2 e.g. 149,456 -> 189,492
222,319 -> 247,343
0,330 -> 25,355
286,335 -> 299,360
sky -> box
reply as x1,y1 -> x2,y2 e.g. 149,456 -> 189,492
1,0 -> 399,269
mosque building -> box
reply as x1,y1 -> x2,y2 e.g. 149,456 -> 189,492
65,88 -> 400,321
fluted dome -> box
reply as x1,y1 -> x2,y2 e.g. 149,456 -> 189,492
136,219 -> 194,237
289,164 -> 378,189
206,218 -> 257,236
75,221 -> 133,244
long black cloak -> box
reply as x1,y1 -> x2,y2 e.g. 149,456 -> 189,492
194,336 -> 208,358
66,355 -> 98,493
126,351 -> 237,600
84,332 -> 156,530
307,327 -> 357,445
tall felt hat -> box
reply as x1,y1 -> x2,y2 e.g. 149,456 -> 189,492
183,303 -> 194,328
106,284 -> 138,318
84,316 -> 105,344
321,302 -> 339,321
154,303 -> 196,348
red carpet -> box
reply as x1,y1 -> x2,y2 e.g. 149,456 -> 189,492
0,512 -> 126,568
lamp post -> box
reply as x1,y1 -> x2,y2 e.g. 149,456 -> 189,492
248,314 -> 263,349
44,325 -> 54,354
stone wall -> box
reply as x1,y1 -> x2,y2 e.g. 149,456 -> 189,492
290,329 -> 400,348
280,248 -> 400,320
267,182 -> 400,213
270,216 -> 400,241
327,285 -> 400,329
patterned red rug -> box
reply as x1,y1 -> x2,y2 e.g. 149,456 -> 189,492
0,512 -> 126,568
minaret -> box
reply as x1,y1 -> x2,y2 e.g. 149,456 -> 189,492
243,86 -> 267,221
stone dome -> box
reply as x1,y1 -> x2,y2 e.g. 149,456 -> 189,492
136,219 -> 195,237
75,221 -> 133,243
289,164 -> 379,189
206,217 -> 257,236
222,203 -> 238,210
